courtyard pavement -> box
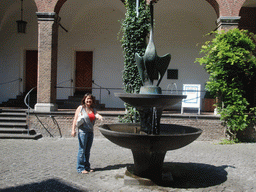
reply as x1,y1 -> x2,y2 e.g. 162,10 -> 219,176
0,131 -> 256,192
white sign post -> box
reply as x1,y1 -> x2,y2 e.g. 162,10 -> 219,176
181,84 -> 201,115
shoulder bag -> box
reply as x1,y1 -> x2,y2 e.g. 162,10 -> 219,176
76,106 -> 85,127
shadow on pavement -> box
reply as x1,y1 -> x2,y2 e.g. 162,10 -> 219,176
94,162 -> 229,189
157,162 -> 230,188
94,163 -> 133,172
0,163 -> 230,191
0,178 -> 87,192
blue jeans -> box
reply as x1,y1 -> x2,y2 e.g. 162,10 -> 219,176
77,131 -> 94,173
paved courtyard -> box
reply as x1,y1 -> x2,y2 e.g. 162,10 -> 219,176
0,132 -> 255,192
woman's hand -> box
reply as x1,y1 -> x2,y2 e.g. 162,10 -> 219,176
95,113 -> 104,121
71,130 -> 76,137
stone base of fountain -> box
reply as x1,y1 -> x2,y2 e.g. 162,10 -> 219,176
99,123 -> 202,183
124,165 -> 174,186
124,168 -> 156,186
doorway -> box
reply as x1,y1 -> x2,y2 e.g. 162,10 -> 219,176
75,51 -> 93,95
25,50 -> 38,93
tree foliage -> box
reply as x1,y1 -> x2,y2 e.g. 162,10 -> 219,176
196,29 -> 256,141
120,0 -> 150,93
119,0 -> 150,123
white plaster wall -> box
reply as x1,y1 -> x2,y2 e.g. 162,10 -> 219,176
0,0 -> 37,103
58,4 -> 126,108
0,0 -> 216,109
57,0 -> 216,109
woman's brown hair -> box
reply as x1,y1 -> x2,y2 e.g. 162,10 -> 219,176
81,93 -> 95,107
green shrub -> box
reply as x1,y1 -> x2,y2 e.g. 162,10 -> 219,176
196,29 -> 256,141
119,0 -> 150,123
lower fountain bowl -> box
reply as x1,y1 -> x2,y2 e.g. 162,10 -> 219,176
98,123 -> 202,152
99,123 -> 202,181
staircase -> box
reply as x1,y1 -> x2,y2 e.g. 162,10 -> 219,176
1,94 -> 105,110
0,108 -> 42,139
0,94 -> 37,108
57,95 -> 105,109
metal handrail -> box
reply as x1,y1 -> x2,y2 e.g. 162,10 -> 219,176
0,78 -> 22,96
24,86 -> 37,109
25,85 -> 115,110
93,81 -> 110,95
0,78 -> 22,86
24,85 -> 210,110
23,82 -> 111,134
92,82 -> 110,104
56,78 -> 73,86
55,85 -> 113,104
24,86 -> 37,134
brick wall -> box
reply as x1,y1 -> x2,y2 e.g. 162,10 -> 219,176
29,113 -> 227,141
218,0 -> 245,16
29,113 -> 256,141
161,116 -> 225,141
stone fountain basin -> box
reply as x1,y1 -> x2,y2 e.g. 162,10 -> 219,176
114,93 -> 187,109
98,123 -> 202,152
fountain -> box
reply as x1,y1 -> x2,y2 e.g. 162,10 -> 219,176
98,0 -> 202,184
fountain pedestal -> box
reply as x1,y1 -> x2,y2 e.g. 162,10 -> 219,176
99,123 -> 202,183
131,150 -> 166,180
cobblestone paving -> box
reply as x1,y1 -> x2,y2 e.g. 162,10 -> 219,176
0,133 -> 256,192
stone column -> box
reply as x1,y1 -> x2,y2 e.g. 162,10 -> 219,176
216,16 -> 241,31
34,12 -> 59,112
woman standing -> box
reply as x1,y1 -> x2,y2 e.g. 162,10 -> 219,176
71,93 -> 103,174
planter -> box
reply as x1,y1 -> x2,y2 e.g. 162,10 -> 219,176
237,115 -> 256,142
203,98 -> 215,112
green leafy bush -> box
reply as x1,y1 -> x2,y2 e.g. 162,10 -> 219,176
196,29 -> 256,141
119,0 -> 150,123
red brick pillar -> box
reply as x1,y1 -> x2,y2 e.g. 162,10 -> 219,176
215,0 -> 246,31
34,12 -> 59,112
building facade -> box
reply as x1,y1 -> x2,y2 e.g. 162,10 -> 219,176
0,0 -> 256,111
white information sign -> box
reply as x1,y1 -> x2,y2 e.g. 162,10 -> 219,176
181,84 -> 201,114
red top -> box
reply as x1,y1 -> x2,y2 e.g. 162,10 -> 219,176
88,112 -> 95,122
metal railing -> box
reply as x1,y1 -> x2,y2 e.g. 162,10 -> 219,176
56,78 -> 73,86
0,78 -> 22,86
24,86 -> 37,134
23,81 -> 113,135
92,82 -> 110,104
0,78 -> 22,95
24,84 -> 210,111
24,86 -> 36,110
55,81 -> 112,104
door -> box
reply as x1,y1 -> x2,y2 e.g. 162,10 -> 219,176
25,50 -> 38,93
75,51 -> 93,95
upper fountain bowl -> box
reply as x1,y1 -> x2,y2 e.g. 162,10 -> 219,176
115,93 -> 186,109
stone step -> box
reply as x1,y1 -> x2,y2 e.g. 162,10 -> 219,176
0,117 -> 27,122
0,108 -> 27,112
0,93 -> 36,108
0,108 -> 42,139
0,133 -> 42,140
0,112 -> 27,117
0,122 -> 27,128
0,128 -> 36,134
57,101 -> 105,110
